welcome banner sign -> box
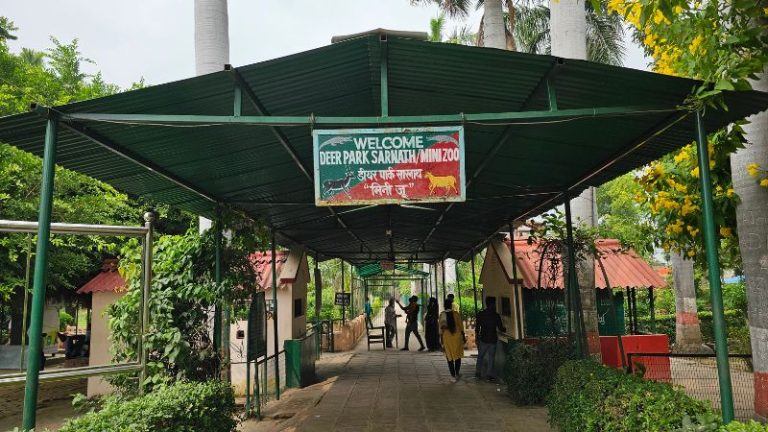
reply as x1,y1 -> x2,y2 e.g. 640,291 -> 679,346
313,126 -> 465,206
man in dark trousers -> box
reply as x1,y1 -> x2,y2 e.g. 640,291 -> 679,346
396,296 -> 425,351
475,297 -> 506,381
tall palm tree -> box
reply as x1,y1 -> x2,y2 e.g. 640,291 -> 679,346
414,0 -> 625,64
429,13 -> 477,45
19,48 -> 45,67
194,0 -> 230,380
0,17 -> 18,41
412,0 -> 507,49
513,2 -> 625,65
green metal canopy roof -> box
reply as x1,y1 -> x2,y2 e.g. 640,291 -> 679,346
356,262 -> 429,279
1,32 -> 767,264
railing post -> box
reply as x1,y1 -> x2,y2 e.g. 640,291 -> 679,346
695,110 -> 735,423
22,115 -> 58,432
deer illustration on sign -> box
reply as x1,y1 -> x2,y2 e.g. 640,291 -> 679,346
424,171 -> 458,195
323,169 -> 354,198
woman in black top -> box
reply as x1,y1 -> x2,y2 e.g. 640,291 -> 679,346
424,297 -> 440,351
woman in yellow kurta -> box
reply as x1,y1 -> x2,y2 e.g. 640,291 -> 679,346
439,298 -> 465,381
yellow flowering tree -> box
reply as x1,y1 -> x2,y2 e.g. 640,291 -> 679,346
607,0 -> 767,262
635,128 -> 742,265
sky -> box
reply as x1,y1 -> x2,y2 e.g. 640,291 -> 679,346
4,1 -> 650,89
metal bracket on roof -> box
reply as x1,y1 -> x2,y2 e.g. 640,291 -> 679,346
29,103 -> 56,120
309,113 -> 316,132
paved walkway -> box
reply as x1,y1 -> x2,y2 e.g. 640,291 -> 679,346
242,316 -> 553,432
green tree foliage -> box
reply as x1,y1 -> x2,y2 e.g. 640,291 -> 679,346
596,172 -> 656,259
108,218 -> 266,393
0,17 -> 191,345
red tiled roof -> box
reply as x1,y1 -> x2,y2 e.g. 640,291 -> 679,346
504,238 -> 666,290
250,251 -> 289,290
77,259 -> 126,294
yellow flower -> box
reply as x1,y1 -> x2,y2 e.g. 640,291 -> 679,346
673,5 -> 685,14
687,249 -> 696,258
747,163 -> 761,177
644,33 -> 658,48
681,201 -> 698,216
726,188 -> 735,197
719,227 -> 733,237
687,225 -> 699,236
673,150 -> 688,163
689,35 -> 704,55
691,167 -> 700,178
653,10 -> 670,25
761,178 -> 768,188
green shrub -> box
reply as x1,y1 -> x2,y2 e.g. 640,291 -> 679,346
547,360 -> 715,432
720,421 -> 768,432
504,338 -> 576,405
59,380 -> 237,432
637,310 -> 751,353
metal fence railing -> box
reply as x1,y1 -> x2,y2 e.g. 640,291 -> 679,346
627,353 -> 755,421
243,350 -> 287,419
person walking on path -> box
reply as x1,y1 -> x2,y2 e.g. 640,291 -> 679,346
384,298 -> 399,348
397,296 -> 425,351
424,297 -> 440,351
475,297 -> 506,381
440,298 -> 465,381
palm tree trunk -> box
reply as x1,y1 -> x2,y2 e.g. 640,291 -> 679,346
194,0 -> 230,382
731,69 -> 768,422
194,0 -> 230,75
670,251 -> 704,353
506,1 -> 517,51
550,0 -> 587,59
483,0 -> 506,49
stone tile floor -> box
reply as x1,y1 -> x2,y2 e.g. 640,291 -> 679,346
241,348 -> 553,432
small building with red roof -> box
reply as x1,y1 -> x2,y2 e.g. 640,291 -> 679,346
229,247 -> 309,396
480,235 -> 666,339
76,258 -> 127,397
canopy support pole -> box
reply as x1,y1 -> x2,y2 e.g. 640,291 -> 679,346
508,222 -> 524,339
380,35 -> 389,117
441,261 -> 447,304
420,278 -> 425,326
433,264 -> 439,301
314,253 -> 321,325
563,194 -> 586,358
695,110 -> 734,423
216,213 -> 230,382
648,286 -> 655,333
270,230 -> 280,400
471,250 -> 478,316
22,115 -> 58,432
455,263 -> 461,317
341,259 -> 346,325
